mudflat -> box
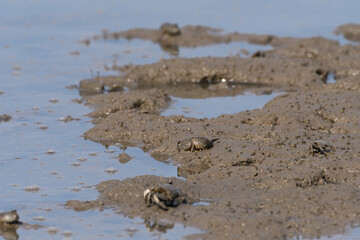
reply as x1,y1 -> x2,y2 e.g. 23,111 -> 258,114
67,24 -> 360,239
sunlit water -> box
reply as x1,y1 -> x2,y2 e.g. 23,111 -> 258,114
0,0 -> 359,239
162,92 -> 283,118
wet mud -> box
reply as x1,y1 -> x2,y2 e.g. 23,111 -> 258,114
334,23 -> 360,42
67,24 -> 360,239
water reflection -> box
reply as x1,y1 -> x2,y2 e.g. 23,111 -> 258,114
144,218 -> 175,233
125,81 -> 276,99
163,91 -> 283,119
0,221 -> 43,240
0,223 -> 19,240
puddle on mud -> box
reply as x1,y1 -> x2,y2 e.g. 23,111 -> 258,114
163,92 -> 282,118
192,201 -> 211,206
326,72 -> 336,84
294,226 -> 360,240
1,0 -> 360,239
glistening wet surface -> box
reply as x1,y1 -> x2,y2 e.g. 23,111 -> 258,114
1,0 -> 360,239
163,92 -> 283,118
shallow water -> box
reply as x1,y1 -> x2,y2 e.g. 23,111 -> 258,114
163,92 -> 282,119
1,0 -> 360,239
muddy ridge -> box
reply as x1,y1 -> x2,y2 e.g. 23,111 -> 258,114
67,24 -> 360,239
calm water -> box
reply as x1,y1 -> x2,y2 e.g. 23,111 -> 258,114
0,0 -> 359,239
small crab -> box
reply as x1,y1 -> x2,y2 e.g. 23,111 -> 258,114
144,185 -> 185,210
160,23 -> 181,36
0,210 -> 19,224
177,137 -> 218,152
309,140 -> 334,156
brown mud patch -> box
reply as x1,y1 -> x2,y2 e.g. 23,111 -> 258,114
67,24 -> 360,239
334,23 -> 360,42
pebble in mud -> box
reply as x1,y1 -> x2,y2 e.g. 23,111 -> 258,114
105,167 -> 118,174
38,125 -> 49,130
23,185 -> 41,192
0,210 -> 19,224
177,137 -> 218,152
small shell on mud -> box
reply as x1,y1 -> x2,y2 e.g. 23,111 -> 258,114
177,137 -> 217,151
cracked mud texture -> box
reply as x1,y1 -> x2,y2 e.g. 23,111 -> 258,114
67,24 -> 360,239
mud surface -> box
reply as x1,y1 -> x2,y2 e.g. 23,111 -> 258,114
335,23 -> 360,42
87,25 -> 360,96
66,25 -> 360,239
